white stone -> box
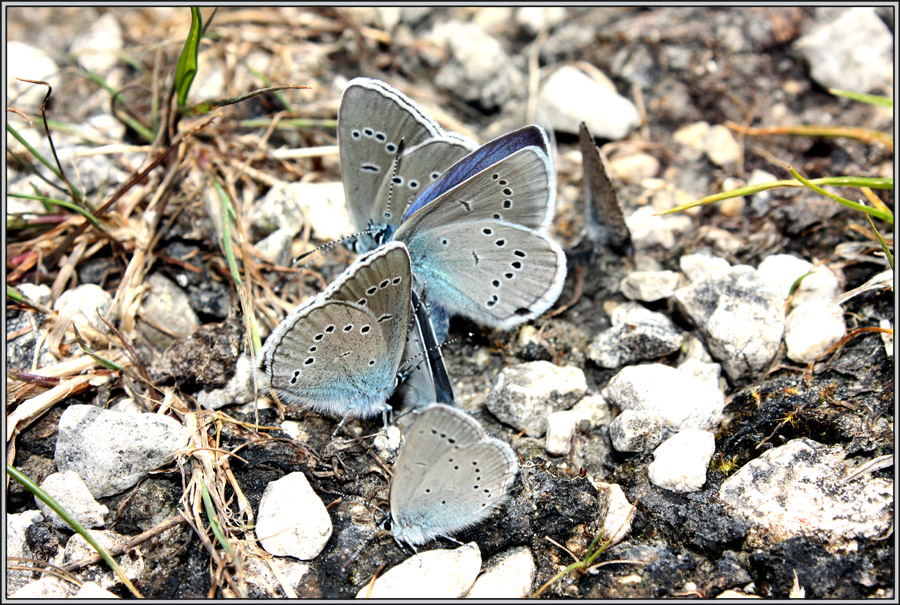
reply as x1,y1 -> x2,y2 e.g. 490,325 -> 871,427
784,300 -> 846,364
139,273 -> 200,351
795,7 -> 893,93
620,270 -> 680,302
568,394 -> 611,427
257,472 -> 333,560
53,284 -> 113,333
718,438 -> 893,546
699,226 -> 744,255
431,21 -> 522,110
63,530 -> 144,590
254,227 -> 295,267
6,510 -> 46,594
676,357 -> 723,390
74,581 -> 120,599
36,471 -> 109,529
8,41 -> 60,107
673,121 -> 710,152
597,482 -> 635,545
608,409 -> 664,453
674,265 -> 785,380
252,181 -> 354,243
538,65 -> 639,139
357,542 -> 481,598
756,254 -> 813,299
588,303 -> 683,369
626,206 -> 692,249
196,353 -> 255,410
373,424 -> 403,456
69,12 -> 123,74
648,429 -> 716,492
544,410 -> 580,456
705,125 -> 742,166
16,283 -> 51,306
716,589 -> 762,598
679,253 -> 731,282
8,576 -> 71,599
603,364 -> 724,431
54,405 -> 190,498
515,7 -> 567,34
485,361 -> 587,437
243,552 -> 311,598
607,153 -> 660,184
465,546 -> 535,598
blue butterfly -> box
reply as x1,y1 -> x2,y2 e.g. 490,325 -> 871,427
339,78 -> 567,331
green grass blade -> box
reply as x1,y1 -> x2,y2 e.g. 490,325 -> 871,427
7,122 -> 67,184
202,482 -> 235,557
790,167 -> 894,226
78,69 -> 156,142
866,213 -> 894,270
8,193 -> 102,229
175,7 -> 203,108
238,118 -> 337,130
7,464 -> 143,598
659,176 -> 893,225
209,175 -> 243,289
829,88 -> 894,108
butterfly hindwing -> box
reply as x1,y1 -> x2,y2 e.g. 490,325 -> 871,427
399,221 -> 566,330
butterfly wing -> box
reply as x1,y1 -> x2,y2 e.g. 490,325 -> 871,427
400,125 -> 555,228
579,122 -> 633,255
397,221 -> 566,330
257,242 -> 412,419
338,78 -> 476,243
256,300 -> 395,418
323,241 -> 412,378
390,405 -> 518,546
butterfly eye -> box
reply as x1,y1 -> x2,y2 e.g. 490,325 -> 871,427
482,228 -> 493,235
503,199 -> 513,209
385,142 -> 397,153
409,180 -> 419,189
351,129 -> 361,139
513,250 -> 526,258
375,131 -> 386,141
430,171 -> 440,180
363,127 -> 374,137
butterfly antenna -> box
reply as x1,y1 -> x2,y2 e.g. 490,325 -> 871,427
396,332 -> 472,377
383,137 -> 406,223
272,228 -> 381,294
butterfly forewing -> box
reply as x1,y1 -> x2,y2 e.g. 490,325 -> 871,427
403,125 -> 552,220
339,78 -> 444,233
370,136 -> 478,232
325,242 -> 412,373
393,145 -> 555,236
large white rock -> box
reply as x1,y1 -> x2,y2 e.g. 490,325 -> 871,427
357,542 -> 481,598
257,472 -> 333,560
465,546 -> 535,598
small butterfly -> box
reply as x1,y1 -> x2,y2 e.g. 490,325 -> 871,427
390,404 -> 518,548
256,241 -> 413,430
339,77 -> 567,330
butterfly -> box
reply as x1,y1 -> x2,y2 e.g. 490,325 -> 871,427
256,241 -> 414,431
389,404 -> 518,548
578,121 -> 633,257
339,77 -> 567,331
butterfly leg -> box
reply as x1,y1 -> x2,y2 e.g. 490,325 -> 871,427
331,406 -> 357,438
